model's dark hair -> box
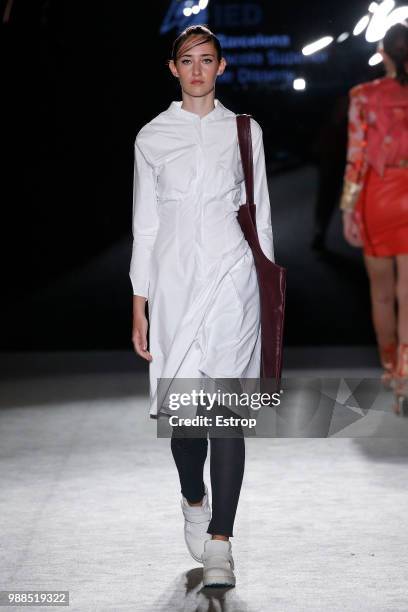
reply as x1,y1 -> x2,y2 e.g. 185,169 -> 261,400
383,22 -> 408,86
170,24 -> 222,63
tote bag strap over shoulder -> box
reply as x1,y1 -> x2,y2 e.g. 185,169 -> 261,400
235,113 -> 287,388
236,114 -> 256,227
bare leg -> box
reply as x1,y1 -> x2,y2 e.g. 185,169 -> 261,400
364,254 -> 397,347
396,255 -> 408,343
393,255 -> 408,414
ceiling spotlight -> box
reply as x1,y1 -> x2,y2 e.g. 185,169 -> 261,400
385,6 -> 408,29
302,36 -> 334,56
368,52 -> 383,65
293,78 -> 306,91
337,32 -> 350,43
365,0 -> 396,42
353,15 -> 370,35
183,0 -> 210,17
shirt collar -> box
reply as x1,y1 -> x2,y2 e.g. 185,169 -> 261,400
168,98 -> 226,122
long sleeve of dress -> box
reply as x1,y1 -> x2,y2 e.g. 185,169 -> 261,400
129,136 -> 160,298
241,119 -> 275,262
339,85 -> 369,211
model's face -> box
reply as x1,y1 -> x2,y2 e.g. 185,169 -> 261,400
169,37 -> 226,97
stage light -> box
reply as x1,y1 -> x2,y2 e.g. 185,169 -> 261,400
302,36 -> 334,56
385,6 -> 408,29
182,0 -> 210,17
353,15 -> 370,35
379,0 -> 396,13
368,52 -> 383,65
337,32 -> 350,43
293,78 -> 306,90
365,0 -> 395,42
299,0 -> 408,70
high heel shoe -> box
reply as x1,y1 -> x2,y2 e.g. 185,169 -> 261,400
392,343 -> 408,416
379,342 -> 398,390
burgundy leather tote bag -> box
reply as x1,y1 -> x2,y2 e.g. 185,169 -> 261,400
236,114 -> 286,390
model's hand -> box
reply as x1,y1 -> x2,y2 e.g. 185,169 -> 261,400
132,313 -> 152,361
343,210 -> 363,247
132,296 -> 153,361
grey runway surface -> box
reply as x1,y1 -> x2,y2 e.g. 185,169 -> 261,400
1,350 -> 408,612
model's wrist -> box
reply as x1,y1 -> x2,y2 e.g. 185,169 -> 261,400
133,309 -> 146,320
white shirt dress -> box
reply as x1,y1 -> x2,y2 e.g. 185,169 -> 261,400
129,98 -> 275,420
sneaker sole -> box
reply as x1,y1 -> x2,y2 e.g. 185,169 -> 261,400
203,572 -> 236,588
203,579 -> 236,588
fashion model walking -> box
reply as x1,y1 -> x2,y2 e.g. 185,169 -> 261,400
130,25 -> 274,586
340,23 -> 408,415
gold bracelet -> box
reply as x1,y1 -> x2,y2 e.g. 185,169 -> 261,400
339,180 -> 361,211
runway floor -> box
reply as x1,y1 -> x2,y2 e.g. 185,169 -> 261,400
1,350 -> 408,611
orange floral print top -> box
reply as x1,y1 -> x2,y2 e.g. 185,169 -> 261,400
340,76 -> 408,211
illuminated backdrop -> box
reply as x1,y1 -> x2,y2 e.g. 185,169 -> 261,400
159,0 -> 408,91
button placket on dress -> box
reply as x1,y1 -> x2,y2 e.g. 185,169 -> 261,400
194,117 -> 207,285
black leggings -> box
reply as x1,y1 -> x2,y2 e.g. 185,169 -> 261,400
170,403 -> 245,537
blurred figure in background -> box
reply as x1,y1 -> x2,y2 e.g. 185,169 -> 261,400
340,22 -> 408,414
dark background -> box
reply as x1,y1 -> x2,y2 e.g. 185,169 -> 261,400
1,0 -> 393,350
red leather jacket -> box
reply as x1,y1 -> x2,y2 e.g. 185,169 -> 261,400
340,76 -> 408,210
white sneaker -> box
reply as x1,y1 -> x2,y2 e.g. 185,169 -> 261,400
181,484 -> 212,563
202,539 -> 236,588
